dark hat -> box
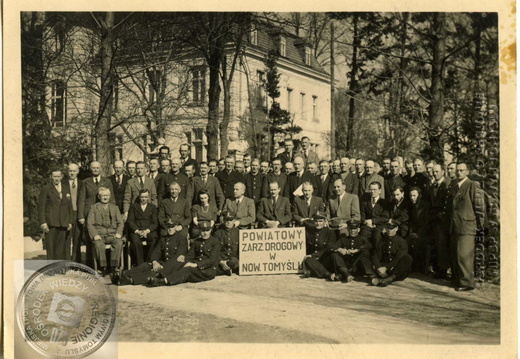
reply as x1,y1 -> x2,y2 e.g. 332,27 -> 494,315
312,211 -> 327,220
166,219 -> 177,228
386,222 -> 398,230
328,217 -> 344,229
347,220 -> 361,229
199,221 -> 212,231
222,210 -> 236,221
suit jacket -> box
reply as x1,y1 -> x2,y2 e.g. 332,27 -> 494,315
191,175 -> 225,210
245,172 -> 264,204
123,176 -> 158,214
214,227 -> 240,260
341,171 -> 359,195
216,170 -> 244,199
292,196 -> 325,224
222,197 -> 256,228
371,234 -> 408,271
284,171 -> 319,202
409,199 -> 431,238
157,172 -> 193,204
389,199 -> 410,236
327,193 -> 361,222
256,196 -> 292,227
127,202 -> 158,232
109,174 -> 130,213
62,178 -> 82,213
86,202 -> 124,238
299,149 -> 319,166
157,197 -> 191,236
181,157 -> 199,176
316,173 -> 337,203
78,176 -> 115,220
360,198 -> 390,226
450,178 -> 479,235
358,173 -> 386,200
275,150 -> 298,166
385,175 -> 407,200
429,177 -> 452,225
38,182 -> 73,227
262,172 -> 288,198
149,172 -> 163,189
407,172 -> 430,197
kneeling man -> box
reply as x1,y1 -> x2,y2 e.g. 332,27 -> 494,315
302,212 -> 337,281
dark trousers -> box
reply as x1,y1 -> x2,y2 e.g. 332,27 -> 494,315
93,235 -> 123,268
160,261 -> 216,285
431,220 -> 451,273
382,254 -> 413,281
450,233 -> 475,288
331,251 -> 374,276
360,226 -> 384,248
129,232 -> 158,266
75,223 -> 94,268
304,254 -> 333,278
124,262 -> 157,285
46,227 -> 69,260
216,257 -> 239,275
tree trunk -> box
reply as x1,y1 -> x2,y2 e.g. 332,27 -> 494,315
95,12 -> 115,175
330,21 -> 336,158
346,13 -> 359,153
207,40 -> 222,161
220,77 -> 231,157
428,13 -> 446,161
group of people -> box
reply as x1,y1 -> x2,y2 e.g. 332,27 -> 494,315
37,138 -> 484,291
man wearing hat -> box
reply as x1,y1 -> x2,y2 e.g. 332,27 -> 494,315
302,211 -> 337,281
214,211 -> 240,276
371,223 -> 413,286
330,220 -> 374,282
148,221 -> 221,286
112,219 -> 188,285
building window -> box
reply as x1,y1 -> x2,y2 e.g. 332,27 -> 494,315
110,134 -> 124,160
287,88 -> 293,113
187,128 -> 205,163
305,47 -> 312,65
300,92 -> 306,120
250,24 -> 258,46
51,80 -> 67,127
279,37 -> 286,57
256,70 -> 266,108
312,96 -> 318,121
191,67 -> 206,105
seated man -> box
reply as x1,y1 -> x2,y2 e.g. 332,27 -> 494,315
360,182 -> 390,248
387,186 -> 410,238
158,182 -> 191,239
148,221 -> 221,286
222,182 -> 255,229
113,219 -> 188,285
127,189 -> 159,266
330,220 -> 374,282
86,187 -> 124,275
371,224 -> 413,287
214,211 -> 240,276
327,178 -> 361,234
292,181 -> 326,227
302,212 -> 337,281
257,181 -> 292,228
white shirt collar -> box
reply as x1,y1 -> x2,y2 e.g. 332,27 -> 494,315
437,177 -> 445,185
458,177 -> 468,187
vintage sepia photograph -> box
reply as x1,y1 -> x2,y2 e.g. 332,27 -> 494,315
4,2 -> 516,358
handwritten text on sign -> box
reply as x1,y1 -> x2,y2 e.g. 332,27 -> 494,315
239,228 -> 306,275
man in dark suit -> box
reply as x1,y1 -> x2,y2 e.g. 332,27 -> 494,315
257,181 -> 292,228
63,163 -> 83,262
408,186 -> 432,273
316,160 -> 337,202
159,145 -> 171,162
157,158 -> 193,204
148,158 -> 162,188
245,159 -> 264,205
208,159 -> 219,177
385,160 -> 407,199
359,160 -> 386,200
340,157 -> 359,195
108,160 -> 129,214
160,159 -> 172,175
191,161 -> 225,212
380,157 -> 393,180
388,186 -> 410,239
360,182 -> 390,248
222,183 -> 256,229
38,169 -> 73,260
179,143 -> 199,176
158,182 -> 191,239
407,158 -> 430,197
78,161 -> 115,226
449,163 -> 482,291
327,178 -> 361,234
299,136 -> 319,167
215,155 -> 243,199
292,181 -> 326,227
429,164 -> 452,279
262,159 -> 287,198
126,161 -> 137,178
284,156 -> 318,203
276,138 -> 298,167
123,161 -> 158,221
127,189 -> 159,266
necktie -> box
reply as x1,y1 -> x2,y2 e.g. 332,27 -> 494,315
372,198 -> 376,206
95,178 -> 99,186
272,197 -> 276,207
56,185 -> 62,199
337,197 -> 341,208
202,177 -> 206,184
72,181 -> 76,189
140,177 -> 144,189
236,199 -> 240,207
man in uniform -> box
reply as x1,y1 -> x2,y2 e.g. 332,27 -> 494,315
302,212 -> 337,281
87,187 -> 124,275
38,169 -> 73,260
214,211 -> 240,276
157,158 -> 192,203
216,155 -> 243,199
245,158 -> 264,205
222,183 -> 255,229
257,181 -> 292,228
330,220 -> 374,281
113,219 -> 188,285
371,223 -> 413,286
127,189 -> 159,266
148,221 -> 220,286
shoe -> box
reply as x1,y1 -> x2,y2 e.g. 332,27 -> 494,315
371,277 -> 381,286
110,272 -> 120,285
226,268 -> 233,276
455,286 -> 474,292
118,275 -> 133,286
379,275 -> 395,287
346,275 -> 354,283
303,269 -> 311,278
325,273 -> 336,281
148,277 -> 166,287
